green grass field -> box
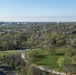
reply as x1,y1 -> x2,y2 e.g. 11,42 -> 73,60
25,49 -> 64,71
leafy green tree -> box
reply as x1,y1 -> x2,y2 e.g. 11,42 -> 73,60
72,54 -> 76,64
27,64 -> 42,75
65,46 -> 75,57
57,57 -> 64,67
43,45 -> 55,55
13,40 -> 20,49
57,57 -> 72,74
2,41 -> 9,50
27,50 -> 38,61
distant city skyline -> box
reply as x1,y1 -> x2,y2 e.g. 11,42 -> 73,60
0,0 -> 76,22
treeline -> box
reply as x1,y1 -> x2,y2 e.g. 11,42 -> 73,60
0,22 -> 76,50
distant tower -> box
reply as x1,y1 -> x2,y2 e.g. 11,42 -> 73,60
57,21 -> 60,34
57,21 -> 59,23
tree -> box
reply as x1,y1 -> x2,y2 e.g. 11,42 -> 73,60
71,55 -> 76,74
57,57 -> 72,75
3,54 -> 6,63
43,44 -> 55,55
65,46 -> 75,57
11,55 -> 15,70
13,40 -> 20,49
57,57 -> 64,67
2,41 -> 9,50
27,50 -> 38,61
72,54 -> 76,64
27,64 -> 42,75
56,35 -> 66,46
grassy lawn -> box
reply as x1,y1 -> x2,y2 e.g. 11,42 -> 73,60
25,49 -> 64,71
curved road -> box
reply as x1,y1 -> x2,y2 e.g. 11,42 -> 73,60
21,50 -> 66,75
0,63 -> 18,75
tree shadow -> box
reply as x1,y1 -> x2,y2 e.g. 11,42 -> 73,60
33,55 -> 47,62
36,55 -> 47,59
54,53 -> 64,56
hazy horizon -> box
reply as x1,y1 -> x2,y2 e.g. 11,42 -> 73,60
0,0 -> 76,22
0,16 -> 76,22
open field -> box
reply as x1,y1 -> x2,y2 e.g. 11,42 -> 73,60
25,49 -> 65,71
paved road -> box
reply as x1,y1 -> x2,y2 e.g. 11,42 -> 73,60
0,63 -> 18,75
21,50 -> 66,75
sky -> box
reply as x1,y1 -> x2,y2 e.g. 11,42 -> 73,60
0,0 -> 76,22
